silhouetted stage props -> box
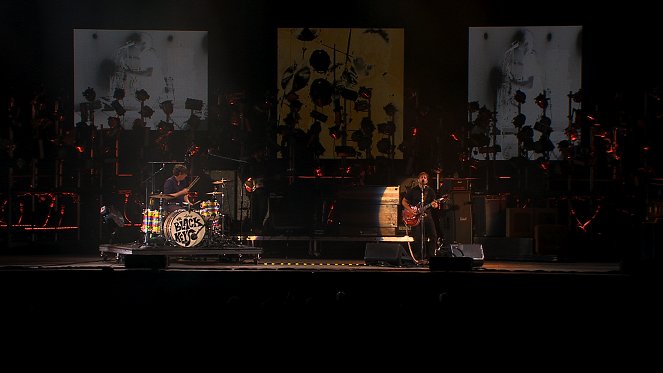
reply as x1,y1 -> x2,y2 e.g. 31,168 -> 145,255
364,243 -> 412,266
429,244 -> 484,271
99,243 -> 262,268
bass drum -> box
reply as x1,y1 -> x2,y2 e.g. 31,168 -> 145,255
163,209 -> 206,247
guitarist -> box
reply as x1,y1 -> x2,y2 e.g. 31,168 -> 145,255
163,164 -> 192,213
402,171 -> 440,261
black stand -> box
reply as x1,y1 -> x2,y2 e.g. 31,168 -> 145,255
207,152 -> 248,237
140,162 -> 172,247
420,187 -> 426,261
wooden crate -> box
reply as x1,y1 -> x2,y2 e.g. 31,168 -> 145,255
334,186 -> 400,236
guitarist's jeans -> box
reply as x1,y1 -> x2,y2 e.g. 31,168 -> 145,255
411,214 -> 438,260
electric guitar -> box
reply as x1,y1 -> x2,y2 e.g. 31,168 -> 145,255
402,195 -> 448,227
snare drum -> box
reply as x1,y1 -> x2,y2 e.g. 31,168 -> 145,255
200,200 -> 220,220
163,209 -> 206,247
140,209 -> 162,234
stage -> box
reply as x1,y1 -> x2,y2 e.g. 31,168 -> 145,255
0,250 -> 622,273
2,244 -> 652,321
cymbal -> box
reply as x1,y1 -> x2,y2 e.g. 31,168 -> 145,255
212,179 -> 233,184
206,191 -> 225,195
150,193 -> 175,199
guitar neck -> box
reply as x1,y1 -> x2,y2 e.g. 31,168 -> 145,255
420,196 -> 445,212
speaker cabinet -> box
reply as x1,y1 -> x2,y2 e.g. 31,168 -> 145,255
364,243 -> 411,266
441,191 -> 473,244
472,195 -> 506,237
267,186 -> 316,233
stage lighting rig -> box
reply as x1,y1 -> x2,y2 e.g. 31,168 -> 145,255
135,89 -> 150,102
377,121 -> 396,135
383,103 -> 397,116
82,87 -> 96,102
185,98 -> 203,111
568,89 -> 582,103
111,100 -> 126,116
310,110 -> 328,123
534,92 -> 549,109
514,90 -> 526,104
512,113 -> 526,128
113,88 -> 125,100
160,100 -> 174,116
139,105 -> 154,118
358,87 -> 372,100
376,138 -> 394,155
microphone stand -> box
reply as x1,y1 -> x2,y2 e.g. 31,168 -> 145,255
421,185 -> 426,261
140,163 -> 166,246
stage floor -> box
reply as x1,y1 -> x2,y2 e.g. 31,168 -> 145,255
0,250 -> 621,274
2,242 -> 658,327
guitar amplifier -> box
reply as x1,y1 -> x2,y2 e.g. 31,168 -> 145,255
443,178 -> 472,192
440,191 -> 473,244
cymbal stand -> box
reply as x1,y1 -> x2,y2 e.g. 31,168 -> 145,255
158,198 -> 164,238
219,182 -> 226,239
140,163 -> 165,246
208,152 -> 248,240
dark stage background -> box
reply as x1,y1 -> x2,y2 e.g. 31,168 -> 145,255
1,1 -> 662,268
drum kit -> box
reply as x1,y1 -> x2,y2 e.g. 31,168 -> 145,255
140,178 -> 233,248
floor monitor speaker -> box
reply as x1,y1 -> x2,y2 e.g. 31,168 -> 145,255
364,243 -> 411,266
429,244 -> 484,270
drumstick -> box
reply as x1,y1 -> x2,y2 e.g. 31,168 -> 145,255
187,176 -> 200,190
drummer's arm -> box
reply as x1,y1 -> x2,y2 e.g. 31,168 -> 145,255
168,187 -> 189,199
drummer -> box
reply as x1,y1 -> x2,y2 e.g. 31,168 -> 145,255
163,164 -> 191,213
